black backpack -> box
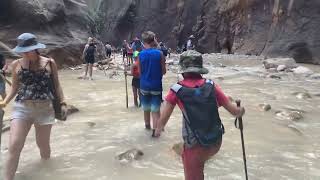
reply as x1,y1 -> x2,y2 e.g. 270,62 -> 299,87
160,46 -> 168,57
86,44 -> 95,57
171,80 -> 224,147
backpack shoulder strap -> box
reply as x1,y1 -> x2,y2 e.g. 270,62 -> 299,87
171,83 -> 183,93
205,79 -> 214,85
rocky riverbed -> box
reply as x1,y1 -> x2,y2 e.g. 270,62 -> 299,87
0,53 -> 320,180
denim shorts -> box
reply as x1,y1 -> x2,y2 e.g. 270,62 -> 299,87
12,100 -> 55,125
0,81 -> 5,95
140,90 -> 162,112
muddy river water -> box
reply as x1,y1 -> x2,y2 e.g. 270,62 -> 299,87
1,54 -> 320,180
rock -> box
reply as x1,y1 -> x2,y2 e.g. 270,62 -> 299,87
97,59 -> 112,66
292,92 -> 312,99
275,110 -> 303,122
287,124 -> 303,136
277,65 -> 287,72
263,58 -> 297,69
67,105 -> 79,115
172,142 -> 184,156
258,104 -> 271,111
86,122 -> 96,128
117,148 -> 144,162
309,73 -> 320,80
267,74 -> 281,80
292,66 -> 313,75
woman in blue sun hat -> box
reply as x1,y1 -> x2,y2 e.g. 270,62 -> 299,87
0,33 -> 66,180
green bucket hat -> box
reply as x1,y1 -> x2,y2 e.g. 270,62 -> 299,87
178,50 -> 209,74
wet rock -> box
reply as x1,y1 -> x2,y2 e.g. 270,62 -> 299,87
97,59 -> 112,66
117,148 -> 144,162
292,66 -> 313,75
263,58 -> 297,69
258,104 -> 271,111
309,73 -> 320,80
216,76 -> 224,81
86,122 -> 96,127
277,65 -> 287,72
275,110 -> 303,122
172,142 -> 184,156
67,105 -> 79,115
292,92 -> 312,99
267,74 -> 281,80
287,124 -> 304,136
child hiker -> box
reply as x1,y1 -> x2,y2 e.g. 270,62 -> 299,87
154,50 -> 245,180
124,50 -> 141,107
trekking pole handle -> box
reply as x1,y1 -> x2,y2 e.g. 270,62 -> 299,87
236,100 -> 241,107
235,100 -> 244,130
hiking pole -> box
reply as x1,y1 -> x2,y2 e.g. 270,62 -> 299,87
235,100 -> 248,180
124,64 -> 129,109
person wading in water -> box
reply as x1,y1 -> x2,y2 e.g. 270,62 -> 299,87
154,50 -> 245,180
82,37 -> 96,80
0,33 -> 66,180
138,31 -> 166,135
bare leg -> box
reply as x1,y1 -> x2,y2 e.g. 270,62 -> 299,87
5,120 -> 32,180
144,111 -> 151,130
34,124 -> 52,159
88,64 -> 93,80
83,64 -> 89,79
132,86 -> 138,107
151,111 -> 160,130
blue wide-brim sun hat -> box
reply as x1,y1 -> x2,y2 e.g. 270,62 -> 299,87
12,33 -> 46,53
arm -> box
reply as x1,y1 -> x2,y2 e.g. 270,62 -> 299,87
50,59 -> 65,103
1,61 -> 20,107
160,53 -> 166,75
82,44 -> 88,59
154,101 -> 175,137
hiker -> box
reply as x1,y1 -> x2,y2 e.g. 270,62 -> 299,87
0,33 -> 66,180
132,37 -> 144,52
159,42 -> 169,58
122,40 -> 128,64
0,53 -> 8,99
124,50 -> 141,107
154,50 -> 245,180
138,31 -> 166,135
82,37 -> 96,80
186,35 -> 195,50
105,42 -> 112,58
127,41 -> 133,65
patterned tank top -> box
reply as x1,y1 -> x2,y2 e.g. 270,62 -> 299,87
15,60 -> 54,102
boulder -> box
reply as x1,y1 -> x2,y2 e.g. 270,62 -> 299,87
267,74 -> 281,80
276,65 -> 287,72
292,66 -> 313,75
309,73 -> 320,80
117,148 -> 144,162
258,104 -> 272,111
263,58 -> 297,70
275,110 -> 303,122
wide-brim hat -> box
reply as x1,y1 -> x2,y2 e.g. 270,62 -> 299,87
12,33 -> 46,53
177,50 -> 209,74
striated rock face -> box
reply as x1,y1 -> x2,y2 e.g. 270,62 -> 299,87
1,0 -> 320,66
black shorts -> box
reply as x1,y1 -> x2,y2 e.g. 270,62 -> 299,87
85,56 -> 95,64
123,51 -> 127,57
132,78 -> 140,88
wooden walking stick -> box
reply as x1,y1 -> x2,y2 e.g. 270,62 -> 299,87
235,100 -> 248,180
